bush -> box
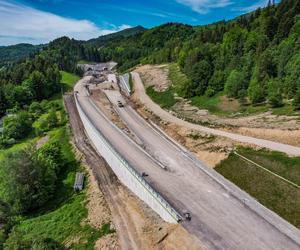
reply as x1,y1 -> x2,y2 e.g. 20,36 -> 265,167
293,88 -> 300,110
29,102 -> 44,118
0,141 -> 63,214
4,229 -> 63,250
225,70 -> 245,98
267,79 -> 283,108
268,91 -> 283,108
205,87 -> 215,97
2,111 -> 33,140
248,79 -> 265,104
34,111 -> 59,136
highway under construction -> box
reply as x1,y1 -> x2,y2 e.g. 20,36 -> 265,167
73,63 -> 300,250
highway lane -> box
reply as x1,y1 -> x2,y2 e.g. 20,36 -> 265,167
75,77 -> 300,250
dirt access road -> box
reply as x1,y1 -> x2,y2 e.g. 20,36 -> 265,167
131,72 -> 300,156
64,94 -> 140,249
75,76 -> 300,250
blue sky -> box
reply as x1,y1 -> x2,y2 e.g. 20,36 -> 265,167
0,0 -> 280,45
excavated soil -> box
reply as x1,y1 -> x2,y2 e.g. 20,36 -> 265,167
135,64 -> 171,92
135,64 -> 300,147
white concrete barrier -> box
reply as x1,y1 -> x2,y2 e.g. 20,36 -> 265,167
75,95 -> 181,223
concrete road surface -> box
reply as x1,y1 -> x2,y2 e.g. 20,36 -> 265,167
131,72 -> 300,157
75,77 -> 300,250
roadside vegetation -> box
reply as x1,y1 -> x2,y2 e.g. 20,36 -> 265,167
0,71 -> 113,249
168,63 -> 190,96
129,73 -> 133,92
145,63 -> 188,110
146,86 -> 176,109
60,71 -> 80,91
142,62 -> 300,117
215,147 -> 300,228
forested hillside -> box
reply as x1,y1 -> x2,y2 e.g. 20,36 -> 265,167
87,25 -> 146,47
92,0 -> 300,110
0,44 -> 43,67
0,37 -> 102,117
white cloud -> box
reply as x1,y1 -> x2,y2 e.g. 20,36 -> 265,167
233,0 -> 269,13
176,0 -> 233,14
0,0 -> 131,45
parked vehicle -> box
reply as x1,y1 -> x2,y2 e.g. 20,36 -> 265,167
117,101 -> 124,108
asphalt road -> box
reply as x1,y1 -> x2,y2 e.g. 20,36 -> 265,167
75,77 -> 300,250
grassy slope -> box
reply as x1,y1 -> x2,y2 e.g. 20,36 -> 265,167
4,72 -> 113,248
146,86 -> 176,109
215,147 -> 300,228
13,128 -> 108,249
145,63 -> 188,109
60,71 -> 80,91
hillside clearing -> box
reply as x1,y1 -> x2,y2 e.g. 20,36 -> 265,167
215,147 -> 300,228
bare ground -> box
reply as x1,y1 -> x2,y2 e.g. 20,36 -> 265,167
135,65 -> 300,147
36,135 -> 49,149
135,64 -> 171,92
64,94 -> 203,249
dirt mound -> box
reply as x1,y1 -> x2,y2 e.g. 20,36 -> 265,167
135,64 -> 170,92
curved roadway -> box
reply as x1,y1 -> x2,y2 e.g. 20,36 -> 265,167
75,76 -> 300,250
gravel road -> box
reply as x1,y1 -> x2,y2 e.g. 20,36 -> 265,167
131,72 -> 300,156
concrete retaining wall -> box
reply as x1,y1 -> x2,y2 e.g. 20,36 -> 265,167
75,96 -> 180,223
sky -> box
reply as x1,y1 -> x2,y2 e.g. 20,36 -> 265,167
0,0 -> 280,46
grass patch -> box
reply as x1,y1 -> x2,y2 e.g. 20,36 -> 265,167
146,86 -> 177,109
168,63 -> 190,96
60,71 -> 80,91
215,147 -> 300,228
15,191 -> 106,250
190,92 -> 224,114
77,60 -> 95,64
129,73 -> 133,91
0,138 -> 33,161
272,104 -> 299,116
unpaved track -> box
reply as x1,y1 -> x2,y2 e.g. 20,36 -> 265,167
131,72 -> 300,156
75,77 -> 300,250
64,94 -> 141,250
